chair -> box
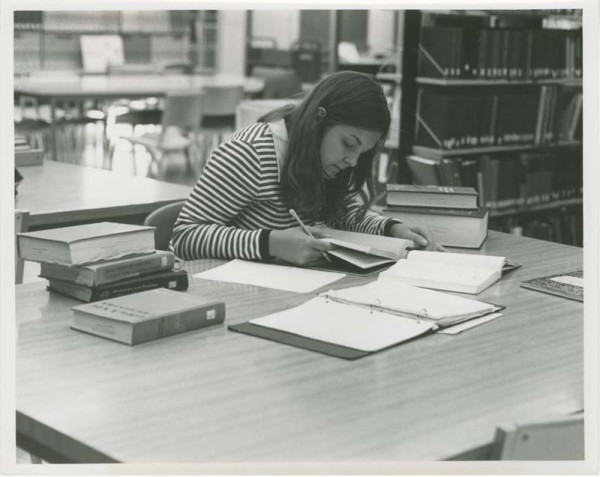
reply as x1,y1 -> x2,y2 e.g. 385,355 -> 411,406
144,201 -> 186,251
490,414 -> 584,460
197,85 -> 245,164
251,67 -> 302,99
15,209 -> 30,284
110,91 -> 204,177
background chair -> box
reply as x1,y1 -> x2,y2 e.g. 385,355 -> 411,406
490,413 -> 584,460
144,201 -> 186,251
15,209 -> 30,284
110,90 -> 204,177
251,67 -> 302,99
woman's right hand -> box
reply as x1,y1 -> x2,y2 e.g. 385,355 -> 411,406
269,226 -> 333,266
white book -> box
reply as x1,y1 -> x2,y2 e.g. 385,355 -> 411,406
379,251 -> 506,294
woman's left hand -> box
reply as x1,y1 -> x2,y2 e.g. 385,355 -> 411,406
390,223 -> 447,252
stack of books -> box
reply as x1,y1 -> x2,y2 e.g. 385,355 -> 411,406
15,135 -> 44,166
383,184 -> 488,249
17,222 -> 188,302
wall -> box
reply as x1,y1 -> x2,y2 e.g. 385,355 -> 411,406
368,10 -> 396,56
217,10 -> 246,75
251,10 -> 300,49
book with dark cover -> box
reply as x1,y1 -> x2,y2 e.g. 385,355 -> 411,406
406,155 -> 442,185
18,222 -> 155,265
386,184 -> 478,209
48,268 -> 189,302
71,288 -> 225,345
40,250 -> 176,287
521,270 -> 583,302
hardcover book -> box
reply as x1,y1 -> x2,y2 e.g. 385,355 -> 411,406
382,206 -> 489,249
521,270 -> 583,302
40,250 -> 176,286
48,268 -> 189,302
71,288 -> 225,345
386,184 -> 478,209
18,222 -> 155,265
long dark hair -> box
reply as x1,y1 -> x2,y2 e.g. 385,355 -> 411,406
259,71 -> 390,223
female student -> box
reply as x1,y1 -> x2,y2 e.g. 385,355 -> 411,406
171,71 -> 443,265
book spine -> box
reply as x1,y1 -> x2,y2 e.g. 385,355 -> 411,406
91,272 -> 189,302
40,264 -> 95,287
132,302 -> 226,344
71,313 -> 133,344
94,252 -> 176,285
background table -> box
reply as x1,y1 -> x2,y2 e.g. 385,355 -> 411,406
15,232 -> 584,463
15,161 -> 192,230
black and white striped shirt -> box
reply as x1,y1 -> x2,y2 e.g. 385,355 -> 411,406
171,122 -> 397,261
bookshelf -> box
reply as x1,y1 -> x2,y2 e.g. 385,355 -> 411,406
13,11 -> 216,74
396,9 -> 583,245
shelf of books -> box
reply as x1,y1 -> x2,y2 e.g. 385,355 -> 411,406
396,9 -> 583,246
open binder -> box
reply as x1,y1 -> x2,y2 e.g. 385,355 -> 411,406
229,281 -> 504,359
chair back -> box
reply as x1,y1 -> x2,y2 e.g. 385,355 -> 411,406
490,414 -> 584,460
252,67 -> 302,99
201,85 -> 244,117
144,201 -> 186,251
160,91 -> 204,133
15,209 -> 30,284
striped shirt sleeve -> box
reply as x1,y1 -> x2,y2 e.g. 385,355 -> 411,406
330,195 -> 400,236
170,139 -> 268,260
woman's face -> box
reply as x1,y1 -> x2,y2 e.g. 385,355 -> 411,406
319,124 -> 382,179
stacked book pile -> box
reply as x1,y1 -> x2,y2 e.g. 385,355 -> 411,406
15,135 -> 44,166
17,222 -> 188,302
383,184 -> 488,249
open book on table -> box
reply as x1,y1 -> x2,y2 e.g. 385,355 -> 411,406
317,229 -> 413,275
228,280 -> 503,359
378,251 -> 514,294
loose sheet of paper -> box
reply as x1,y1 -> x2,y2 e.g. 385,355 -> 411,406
439,313 -> 502,335
194,259 -> 345,293
251,298 -> 433,352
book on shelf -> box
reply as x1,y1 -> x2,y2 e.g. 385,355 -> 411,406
39,250 -> 177,287
520,269 -> 583,302
18,222 -> 155,265
379,250 -> 508,294
386,184 -> 478,209
71,288 -> 225,345
317,229 -> 414,274
383,205 -> 489,249
48,268 -> 189,302
229,280 -> 502,359
418,24 -> 581,80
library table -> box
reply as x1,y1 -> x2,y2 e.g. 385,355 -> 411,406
14,73 -> 265,159
15,161 -> 192,230
15,232 -> 584,463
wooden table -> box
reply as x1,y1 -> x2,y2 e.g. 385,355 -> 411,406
14,73 -> 265,159
15,232 -> 584,463
15,161 -> 192,230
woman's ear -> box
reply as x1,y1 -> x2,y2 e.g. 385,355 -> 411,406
314,107 -> 327,123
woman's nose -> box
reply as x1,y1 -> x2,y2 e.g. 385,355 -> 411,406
343,152 -> 360,167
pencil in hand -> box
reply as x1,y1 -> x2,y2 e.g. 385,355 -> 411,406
289,209 -> 333,264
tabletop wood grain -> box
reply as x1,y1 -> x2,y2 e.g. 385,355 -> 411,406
16,161 -> 192,228
15,232 -> 584,462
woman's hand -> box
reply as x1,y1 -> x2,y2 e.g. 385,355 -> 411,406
390,223 -> 447,252
269,226 -> 334,266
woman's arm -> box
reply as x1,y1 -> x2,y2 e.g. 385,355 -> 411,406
170,140 -> 269,261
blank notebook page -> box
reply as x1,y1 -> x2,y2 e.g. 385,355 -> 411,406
250,297 -> 433,352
